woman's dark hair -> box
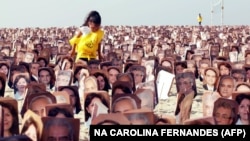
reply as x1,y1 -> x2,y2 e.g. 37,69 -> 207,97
20,117 -> 39,141
48,107 -> 74,118
84,93 -> 109,121
61,56 -> 74,70
0,102 -> 19,135
8,65 -> 29,89
37,57 -> 48,67
124,63 -> 134,73
231,45 -> 239,53
73,65 -> 88,83
92,72 -> 111,92
185,50 -> 195,60
59,86 -> 82,114
13,75 -> 30,94
116,73 -> 135,92
218,62 -> 232,75
0,75 -> 6,97
82,10 -> 102,26
235,93 -> 250,105
112,83 -> 133,97
0,63 -> 9,76
38,68 -> 55,89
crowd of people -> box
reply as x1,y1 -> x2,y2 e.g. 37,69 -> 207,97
0,10 -> 249,140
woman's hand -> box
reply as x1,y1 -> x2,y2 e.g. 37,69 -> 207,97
75,29 -> 82,37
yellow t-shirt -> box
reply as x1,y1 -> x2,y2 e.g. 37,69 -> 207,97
197,16 -> 202,22
69,29 -> 104,61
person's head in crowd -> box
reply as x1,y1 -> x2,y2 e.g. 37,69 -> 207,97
116,72 -> 135,92
82,10 -> 102,32
20,116 -> 40,141
55,70 -> 72,88
1,46 -> 11,56
0,73 -> 6,97
234,93 -> 250,125
231,45 -> 239,53
186,60 -> 197,75
84,91 -> 110,122
217,75 -> 235,99
0,102 -> 19,137
34,43 -> 43,53
48,107 -> 74,118
107,66 -> 121,86
185,50 -> 195,60
231,69 -> 246,83
14,51 -> 25,65
128,65 -> 146,87
174,61 -> 187,74
8,65 -> 29,88
106,52 -> 118,62
29,62 -> 40,80
245,50 -> 250,59
87,59 -> 100,72
210,42 -> 220,58
41,118 -> 74,141
72,65 -> 88,86
13,74 -> 30,100
112,80 -> 133,96
92,71 -> 111,92
198,59 -> 210,78
32,49 -> 39,62
176,72 -> 196,96
23,52 -> 34,63
28,94 -> 56,117
213,98 -> 238,125
36,56 -> 48,68
244,65 -> 250,82
58,86 -> 82,114
100,61 -> 112,72
235,82 -> 250,92
155,66 -> 173,76
60,56 -> 74,70
38,67 -> 55,90
0,62 -> 9,77
203,67 -> 219,91
218,61 -> 232,76
50,46 -> 58,57
111,94 -> 141,113
160,58 -> 173,70
19,62 -> 31,74
124,62 -> 136,73
83,76 -> 98,92
136,47 -> 145,58
59,46 -> 71,55
192,54 -> 203,67
123,51 -> 131,62
111,57 -> 123,67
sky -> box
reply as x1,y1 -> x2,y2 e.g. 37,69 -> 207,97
0,0 -> 249,28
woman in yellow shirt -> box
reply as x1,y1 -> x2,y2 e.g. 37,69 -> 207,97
69,11 -> 104,62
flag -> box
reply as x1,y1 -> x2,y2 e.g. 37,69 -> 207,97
212,0 -> 222,14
